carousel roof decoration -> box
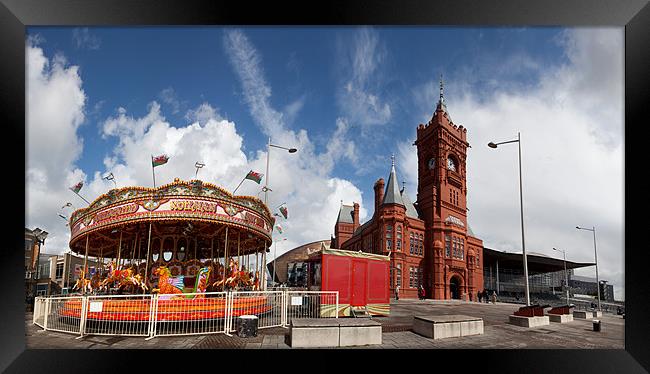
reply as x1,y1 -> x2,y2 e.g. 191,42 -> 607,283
68,178 -> 276,257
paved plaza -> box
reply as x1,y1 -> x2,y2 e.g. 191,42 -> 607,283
25,299 -> 624,349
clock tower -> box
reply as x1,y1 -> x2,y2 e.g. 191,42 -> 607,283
414,77 -> 483,300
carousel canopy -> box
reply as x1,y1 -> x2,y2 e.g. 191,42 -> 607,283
68,178 -> 274,259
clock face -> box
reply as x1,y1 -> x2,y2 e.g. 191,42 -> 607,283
447,157 -> 457,171
428,158 -> 436,170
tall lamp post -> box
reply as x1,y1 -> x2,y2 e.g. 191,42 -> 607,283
264,138 -> 297,291
552,247 -> 570,306
488,132 -> 530,306
576,226 -> 600,311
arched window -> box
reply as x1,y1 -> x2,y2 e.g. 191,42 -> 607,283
386,225 -> 393,251
162,237 -> 173,262
151,238 -> 161,262
396,226 -> 402,251
447,154 -> 457,172
177,238 -> 187,261
409,233 -> 414,254
419,234 -> 424,255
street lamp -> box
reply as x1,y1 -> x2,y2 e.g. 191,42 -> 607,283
264,138 -> 297,292
552,247 -> 570,306
264,137 -> 298,206
32,228 -> 48,296
195,161 -> 205,178
576,226 -> 600,311
488,132 -> 530,306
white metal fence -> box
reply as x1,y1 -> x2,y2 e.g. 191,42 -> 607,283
33,290 -> 338,340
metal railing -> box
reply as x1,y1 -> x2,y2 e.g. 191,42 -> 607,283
33,289 -> 338,340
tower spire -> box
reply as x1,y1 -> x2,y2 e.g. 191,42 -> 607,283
391,153 -> 395,167
439,74 -> 444,104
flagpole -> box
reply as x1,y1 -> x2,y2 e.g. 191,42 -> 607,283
151,155 -> 156,188
70,189 -> 91,205
232,176 -> 247,195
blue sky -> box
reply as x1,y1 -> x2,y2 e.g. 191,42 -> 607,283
25,27 -> 624,299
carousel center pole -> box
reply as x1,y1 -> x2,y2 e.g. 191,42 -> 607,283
237,232 -> 241,271
144,222 -> 153,294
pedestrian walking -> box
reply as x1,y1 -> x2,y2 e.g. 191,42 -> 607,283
395,285 -> 400,301
478,290 -> 482,303
483,290 -> 489,303
419,285 -> 425,300
491,291 -> 497,304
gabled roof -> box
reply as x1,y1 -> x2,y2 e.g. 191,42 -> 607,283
336,205 -> 355,224
400,187 -> 420,219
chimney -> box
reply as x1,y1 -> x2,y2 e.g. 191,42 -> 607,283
353,202 -> 360,231
374,178 -> 385,215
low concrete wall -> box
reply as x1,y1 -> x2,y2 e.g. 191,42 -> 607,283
509,315 -> 550,328
290,319 -> 340,348
413,315 -> 484,340
548,313 -> 573,323
574,310 -> 603,319
339,319 -> 382,347
290,318 -> 382,348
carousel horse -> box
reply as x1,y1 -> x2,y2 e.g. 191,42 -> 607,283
151,266 -> 184,295
152,266 -> 211,298
116,271 -> 149,293
99,265 -> 136,292
253,270 -> 260,291
72,270 -> 93,293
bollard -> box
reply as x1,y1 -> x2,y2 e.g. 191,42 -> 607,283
238,315 -> 259,338
592,320 -> 601,332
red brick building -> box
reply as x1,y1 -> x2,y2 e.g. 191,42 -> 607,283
332,80 -> 484,300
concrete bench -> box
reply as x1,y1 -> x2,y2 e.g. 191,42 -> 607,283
413,315 -> 484,340
289,318 -> 382,348
573,310 -> 603,319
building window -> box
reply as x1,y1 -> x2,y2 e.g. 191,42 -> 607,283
418,266 -> 424,286
409,267 -> 415,288
409,233 -> 414,254
396,226 -> 402,251
386,225 -> 393,251
445,235 -> 451,257
460,238 -> 465,260
419,234 -> 424,256
56,263 -> 64,279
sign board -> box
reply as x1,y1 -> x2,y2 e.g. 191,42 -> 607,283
291,296 -> 303,306
89,301 -> 103,312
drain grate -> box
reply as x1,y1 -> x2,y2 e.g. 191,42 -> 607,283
382,325 -> 412,333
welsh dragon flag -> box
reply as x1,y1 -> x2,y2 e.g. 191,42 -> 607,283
275,224 -> 283,234
245,170 -> 264,184
70,181 -> 83,194
278,204 -> 288,219
152,154 -> 169,167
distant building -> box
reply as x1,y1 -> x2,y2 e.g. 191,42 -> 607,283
33,251 -> 104,296
267,240 -> 330,287
569,275 -> 615,302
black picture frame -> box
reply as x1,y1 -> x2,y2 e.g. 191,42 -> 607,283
2,0 -> 648,372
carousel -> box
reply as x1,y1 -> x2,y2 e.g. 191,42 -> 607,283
62,177 -> 275,322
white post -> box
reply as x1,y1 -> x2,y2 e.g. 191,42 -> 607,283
78,296 -> 88,338
335,291 -> 339,319
43,298 -> 50,331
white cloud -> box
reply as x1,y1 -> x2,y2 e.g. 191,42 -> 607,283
158,87 -> 186,115
223,29 -> 368,258
72,28 -> 101,50
400,28 -> 624,299
26,40 -> 88,253
336,28 -> 392,130
185,102 -> 223,125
